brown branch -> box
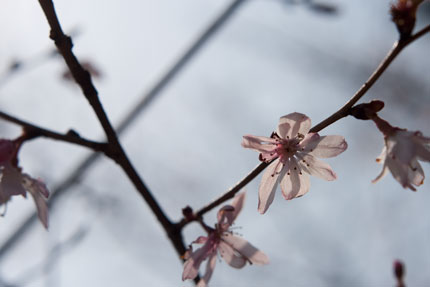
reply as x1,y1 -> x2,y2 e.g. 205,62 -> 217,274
38,0 -> 116,145
309,26 -> 430,133
37,0 -> 187,260
0,110 -> 107,152
179,24 -> 430,226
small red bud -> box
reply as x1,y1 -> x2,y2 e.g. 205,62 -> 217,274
394,260 -> 404,278
350,100 -> 385,120
393,260 -> 405,287
182,206 -> 195,222
368,100 -> 384,113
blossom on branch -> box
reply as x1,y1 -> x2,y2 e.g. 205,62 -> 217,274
372,116 -> 430,191
242,113 -> 347,213
182,192 -> 269,286
0,139 -> 49,228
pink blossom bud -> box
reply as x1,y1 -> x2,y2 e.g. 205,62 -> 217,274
393,260 -> 404,279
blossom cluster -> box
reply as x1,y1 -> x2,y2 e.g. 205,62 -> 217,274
182,110 -> 430,285
182,192 -> 269,286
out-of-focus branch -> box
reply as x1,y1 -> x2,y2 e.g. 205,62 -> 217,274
0,28 -> 79,89
12,226 -> 89,286
0,110 -> 108,152
178,24 -> 430,227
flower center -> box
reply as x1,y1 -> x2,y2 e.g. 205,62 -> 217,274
273,133 -> 304,163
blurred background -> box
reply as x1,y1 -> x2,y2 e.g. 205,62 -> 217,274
0,0 -> 429,286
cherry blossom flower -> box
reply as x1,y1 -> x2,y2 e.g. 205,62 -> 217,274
242,113 -> 347,213
182,192 -> 269,286
372,116 -> 430,191
0,139 -> 49,228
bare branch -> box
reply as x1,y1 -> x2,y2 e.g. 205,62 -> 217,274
0,110 -> 108,152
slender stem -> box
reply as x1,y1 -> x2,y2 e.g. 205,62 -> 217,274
0,110 -> 107,152
310,24 -> 429,134
181,24 -> 430,225
178,162 -> 268,228
37,0 -> 186,258
38,0 -> 116,144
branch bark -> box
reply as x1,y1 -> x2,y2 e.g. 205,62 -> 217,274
0,110 -> 107,152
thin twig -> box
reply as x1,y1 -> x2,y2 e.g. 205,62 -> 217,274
0,110 -> 107,152
37,0 -> 185,257
179,24 -> 430,225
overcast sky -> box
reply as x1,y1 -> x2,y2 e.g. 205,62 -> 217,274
0,0 -> 429,286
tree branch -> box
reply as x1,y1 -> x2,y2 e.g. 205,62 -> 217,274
37,0 -> 187,260
309,25 -> 430,134
0,2 -> 246,281
179,24 -> 430,226
0,110 -> 107,152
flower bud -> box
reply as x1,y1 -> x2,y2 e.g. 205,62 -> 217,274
182,206 -> 195,222
350,100 -> 385,120
390,0 -> 424,39
393,260 -> 404,279
393,260 -> 405,287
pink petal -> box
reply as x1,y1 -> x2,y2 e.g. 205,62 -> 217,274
182,240 -> 214,281
279,158 -> 309,200
385,157 -> 415,191
302,135 -> 347,158
390,136 -> 416,164
415,131 -> 430,143
230,192 -> 246,223
241,135 -> 277,153
277,113 -> 311,139
218,241 -> 247,268
409,160 -> 424,186
31,177 -> 50,198
372,164 -> 389,183
22,175 -> 49,229
296,172 -> 311,198
193,236 -> 208,244
276,122 -> 291,139
1,164 -> 26,197
221,234 -> 269,265
297,133 -> 320,149
258,160 -> 282,214
217,205 -> 235,227
197,253 -> 217,287
299,154 -> 337,181
0,140 -> 15,164
0,182 -> 11,204
416,143 -> 430,162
